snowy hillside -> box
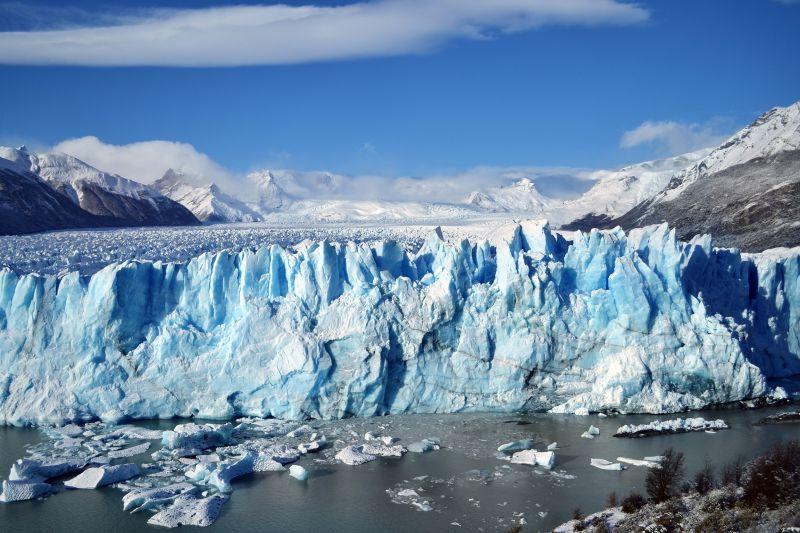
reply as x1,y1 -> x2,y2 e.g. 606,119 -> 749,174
155,169 -> 261,222
1,222 -> 797,424
555,149 -> 710,227
660,101 -> 800,202
0,146 -> 199,232
466,178 -> 552,213
611,101 -> 800,251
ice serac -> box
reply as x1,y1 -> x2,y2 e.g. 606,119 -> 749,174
0,222 -> 798,424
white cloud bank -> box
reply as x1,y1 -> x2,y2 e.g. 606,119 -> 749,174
53,136 -> 235,187
48,135 -> 595,202
0,0 -> 649,67
620,120 -> 727,155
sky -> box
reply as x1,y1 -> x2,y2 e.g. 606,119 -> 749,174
0,0 -> 798,197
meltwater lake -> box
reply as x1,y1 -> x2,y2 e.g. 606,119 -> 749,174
1,406 -> 797,532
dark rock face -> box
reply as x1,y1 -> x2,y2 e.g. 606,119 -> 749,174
65,180 -> 200,226
607,150 -> 800,252
0,169 -> 200,236
0,168 -> 112,235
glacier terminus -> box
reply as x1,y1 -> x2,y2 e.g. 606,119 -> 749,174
0,221 -> 797,425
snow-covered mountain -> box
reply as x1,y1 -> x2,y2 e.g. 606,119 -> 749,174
556,149 -> 711,228
612,101 -> 800,251
466,177 -> 552,213
247,170 -> 291,212
0,155 -> 112,234
0,146 -> 199,234
154,169 -> 261,223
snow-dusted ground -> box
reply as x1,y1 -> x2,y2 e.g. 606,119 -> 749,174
0,218 -> 516,276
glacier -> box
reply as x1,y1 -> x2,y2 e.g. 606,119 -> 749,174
0,221 -> 798,425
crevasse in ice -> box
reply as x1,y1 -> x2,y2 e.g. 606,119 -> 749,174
0,222 -> 797,425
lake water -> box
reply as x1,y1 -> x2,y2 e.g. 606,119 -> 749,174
0,406 -> 797,532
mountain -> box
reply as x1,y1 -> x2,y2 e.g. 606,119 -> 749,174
610,101 -> 800,251
557,149 -> 711,229
247,170 -> 291,212
466,178 -> 552,213
2,223 -> 796,424
0,156 -> 113,235
0,146 -> 200,234
154,169 -> 261,223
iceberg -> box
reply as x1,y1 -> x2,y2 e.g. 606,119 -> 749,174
509,449 -> 555,469
288,465 -> 308,481
64,463 -> 141,489
335,445 -> 376,466
0,479 -> 52,502
590,458 -> 624,471
147,494 -> 228,528
0,223 -> 798,425
614,417 -> 728,437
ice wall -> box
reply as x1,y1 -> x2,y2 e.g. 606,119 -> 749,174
0,222 -> 797,425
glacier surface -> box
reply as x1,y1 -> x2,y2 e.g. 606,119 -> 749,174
0,221 -> 798,425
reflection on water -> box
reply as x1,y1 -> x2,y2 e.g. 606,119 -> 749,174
0,407 -> 796,532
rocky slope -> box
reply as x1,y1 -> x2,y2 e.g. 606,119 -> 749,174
604,102 -> 800,251
0,147 -> 200,234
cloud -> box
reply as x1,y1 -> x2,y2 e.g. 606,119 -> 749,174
52,136 -> 236,188
620,120 -> 728,155
0,0 -> 649,67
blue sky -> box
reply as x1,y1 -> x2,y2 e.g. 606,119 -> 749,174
0,0 -> 798,185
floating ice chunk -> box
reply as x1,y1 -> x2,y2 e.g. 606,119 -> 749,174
298,435 -> 327,454
411,501 -> 433,512
573,408 -> 590,416
381,436 -> 397,445
122,482 -> 195,513
614,418 -> 728,438
190,454 -> 255,493
56,424 -> 85,438
644,456 -> 665,462
9,458 -> 86,481
0,480 -> 52,502
108,442 -> 151,459
162,423 -> 234,450
110,427 -> 165,440
362,443 -> 405,457
407,439 -> 440,453
147,494 -> 228,528
510,450 -> 555,470
253,454 -> 286,472
335,445 -> 377,466
616,457 -> 659,468
364,431 -> 379,441
287,425 -> 314,438
590,458 -> 624,471
581,425 -> 600,439
65,463 -> 141,489
547,442 -> 558,451
288,465 -> 308,481
397,489 -> 419,498
497,439 -> 535,453
197,454 -> 220,464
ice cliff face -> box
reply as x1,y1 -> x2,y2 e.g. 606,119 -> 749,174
0,222 -> 797,425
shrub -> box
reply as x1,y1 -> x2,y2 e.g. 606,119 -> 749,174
694,459 -> 715,495
646,448 -> 685,502
721,455 -> 745,486
606,491 -> 618,507
742,440 -> 800,509
621,491 -> 646,513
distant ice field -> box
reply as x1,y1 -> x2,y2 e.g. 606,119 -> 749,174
0,218 -> 512,275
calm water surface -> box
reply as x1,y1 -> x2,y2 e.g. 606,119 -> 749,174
0,407 -> 797,533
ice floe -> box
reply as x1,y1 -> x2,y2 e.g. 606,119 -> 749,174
590,458 -> 625,471
509,450 -> 556,470
65,463 -> 141,489
614,417 -> 728,437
